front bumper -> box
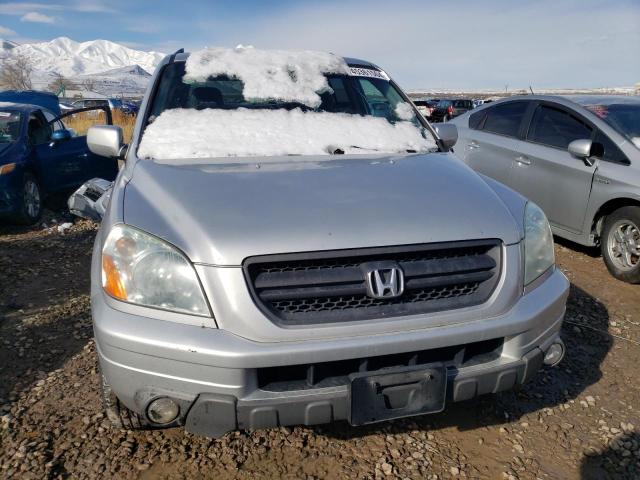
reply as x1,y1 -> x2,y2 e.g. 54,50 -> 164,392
94,268 -> 569,437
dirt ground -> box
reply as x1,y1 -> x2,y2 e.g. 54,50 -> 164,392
0,213 -> 638,480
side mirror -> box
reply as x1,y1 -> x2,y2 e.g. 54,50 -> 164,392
50,129 -> 71,143
87,125 -> 125,158
568,139 -> 594,166
434,123 -> 458,150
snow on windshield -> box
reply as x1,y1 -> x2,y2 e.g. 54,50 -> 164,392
138,108 -> 436,160
185,46 -> 349,108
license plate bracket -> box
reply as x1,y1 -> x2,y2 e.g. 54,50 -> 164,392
349,363 -> 447,426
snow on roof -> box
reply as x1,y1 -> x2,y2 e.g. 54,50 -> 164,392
138,108 -> 435,161
184,46 -> 350,108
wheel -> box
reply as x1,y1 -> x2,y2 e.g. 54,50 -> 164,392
15,173 -> 42,225
100,373 -> 150,430
601,206 -> 640,283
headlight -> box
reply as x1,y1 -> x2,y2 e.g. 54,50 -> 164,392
0,163 -> 16,175
523,202 -> 555,285
102,224 -> 209,316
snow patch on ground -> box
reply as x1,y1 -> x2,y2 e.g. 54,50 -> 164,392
56,222 -> 73,234
185,46 -> 350,108
138,108 -> 435,160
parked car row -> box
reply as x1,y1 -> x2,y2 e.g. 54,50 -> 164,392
72,98 -> 139,116
413,98 -> 480,122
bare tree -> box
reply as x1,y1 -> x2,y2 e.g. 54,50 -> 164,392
47,72 -> 73,96
0,54 -> 33,90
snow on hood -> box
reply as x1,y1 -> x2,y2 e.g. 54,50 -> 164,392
138,108 -> 436,161
184,46 -> 349,108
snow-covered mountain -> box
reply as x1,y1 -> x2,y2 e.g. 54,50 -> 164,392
0,39 -> 18,51
1,37 -> 164,76
0,37 -> 165,96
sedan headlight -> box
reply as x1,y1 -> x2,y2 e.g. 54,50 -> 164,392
524,202 -> 555,285
101,224 -> 209,316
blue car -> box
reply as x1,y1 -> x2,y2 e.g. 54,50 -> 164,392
0,91 -> 119,224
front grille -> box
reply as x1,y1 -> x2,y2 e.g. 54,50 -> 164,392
244,240 -> 502,326
258,337 -> 504,391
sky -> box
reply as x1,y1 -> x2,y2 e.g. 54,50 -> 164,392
0,0 -> 638,90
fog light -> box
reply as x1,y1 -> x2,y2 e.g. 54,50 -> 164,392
147,397 -> 179,424
543,341 -> 565,366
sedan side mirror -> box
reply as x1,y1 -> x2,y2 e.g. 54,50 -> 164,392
568,139 -> 595,166
87,125 -> 126,159
434,123 -> 458,150
50,129 -> 71,143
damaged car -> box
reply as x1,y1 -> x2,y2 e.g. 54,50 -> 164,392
81,47 -> 569,438
0,90 -> 119,224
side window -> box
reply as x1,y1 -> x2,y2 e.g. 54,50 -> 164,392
468,109 -> 486,130
482,101 -> 528,137
27,113 -> 51,145
42,111 -> 64,131
357,78 -> 392,118
527,105 -> 592,149
355,78 -> 413,122
592,131 -> 630,165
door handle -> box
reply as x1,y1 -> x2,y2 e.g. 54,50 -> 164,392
79,153 -> 88,158
468,141 -> 480,150
515,155 -> 531,166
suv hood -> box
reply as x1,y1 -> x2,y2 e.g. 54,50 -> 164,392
123,153 -> 522,265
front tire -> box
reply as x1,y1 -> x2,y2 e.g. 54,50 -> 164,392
601,206 -> 640,283
15,173 -> 42,225
101,373 -> 150,430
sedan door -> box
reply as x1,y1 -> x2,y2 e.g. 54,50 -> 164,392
29,111 -> 86,193
459,101 -> 530,186
508,102 -> 596,234
49,106 -> 119,182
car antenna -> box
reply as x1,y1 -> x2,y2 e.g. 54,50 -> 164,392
529,85 -> 535,95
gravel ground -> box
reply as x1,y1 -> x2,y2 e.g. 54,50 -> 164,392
0,214 -> 639,479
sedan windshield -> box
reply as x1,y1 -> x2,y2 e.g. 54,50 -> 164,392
584,103 -> 640,148
0,110 -> 21,143
140,62 -> 437,160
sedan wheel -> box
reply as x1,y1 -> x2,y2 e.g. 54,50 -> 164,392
607,221 -> 639,271
15,173 -> 42,225
602,206 -> 640,283
24,179 -> 41,218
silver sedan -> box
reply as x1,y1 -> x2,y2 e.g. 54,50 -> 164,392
452,95 -> 640,283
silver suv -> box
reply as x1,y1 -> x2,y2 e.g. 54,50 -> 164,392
84,49 -> 569,438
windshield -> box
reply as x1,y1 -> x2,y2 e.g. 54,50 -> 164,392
436,100 -> 452,108
0,110 -> 22,143
584,103 -> 640,148
140,61 -> 437,160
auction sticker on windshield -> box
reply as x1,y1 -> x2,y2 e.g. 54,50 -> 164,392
348,67 -> 390,81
